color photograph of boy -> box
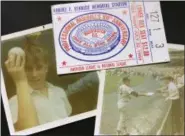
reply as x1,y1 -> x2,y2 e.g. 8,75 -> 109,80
1,30 -> 99,131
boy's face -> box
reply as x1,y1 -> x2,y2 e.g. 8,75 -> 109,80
25,63 -> 48,90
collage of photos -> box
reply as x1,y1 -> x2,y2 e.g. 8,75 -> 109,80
1,25 -> 184,136
1,1 -> 184,136
95,46 -> 184,135
1,26 -> 102,135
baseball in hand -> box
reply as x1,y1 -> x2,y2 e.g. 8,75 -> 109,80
8,47 -> 25,57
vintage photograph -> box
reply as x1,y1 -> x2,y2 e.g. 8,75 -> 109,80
96,45 -> 184,135
1,26 -> 101,135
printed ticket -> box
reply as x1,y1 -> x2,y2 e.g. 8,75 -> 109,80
51,2 -> 170,75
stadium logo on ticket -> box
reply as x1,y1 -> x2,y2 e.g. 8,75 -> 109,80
59,12 -> 130,62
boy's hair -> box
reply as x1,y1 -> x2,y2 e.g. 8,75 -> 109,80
23,35 -> 49,68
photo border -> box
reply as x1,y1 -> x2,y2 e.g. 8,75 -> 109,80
1,23 -> 106,135
94,43 -> 184,135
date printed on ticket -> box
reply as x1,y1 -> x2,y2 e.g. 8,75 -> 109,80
51,2 -> 170,75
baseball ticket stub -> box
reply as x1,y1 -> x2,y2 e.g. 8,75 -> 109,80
51,2 -> 170,75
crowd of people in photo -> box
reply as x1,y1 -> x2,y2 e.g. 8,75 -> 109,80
108,66 -> 184,89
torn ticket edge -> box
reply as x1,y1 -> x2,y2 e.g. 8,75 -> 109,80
51,1 -> 170,75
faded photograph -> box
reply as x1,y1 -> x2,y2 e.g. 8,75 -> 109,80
99,48 -> 184,135
1,29 -> 99,131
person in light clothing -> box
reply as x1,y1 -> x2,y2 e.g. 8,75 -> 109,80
116,77 -> 153,135
176,69 -> 184,88
5,36 -> 72,131
158,76 -> 181,134
9,82 -> 71,125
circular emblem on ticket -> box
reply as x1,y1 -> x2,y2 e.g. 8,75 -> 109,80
59,12 -> 130,62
